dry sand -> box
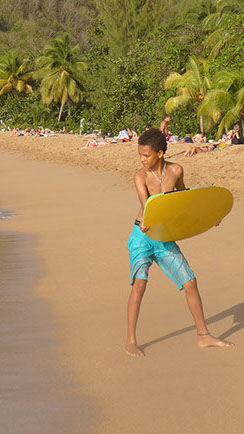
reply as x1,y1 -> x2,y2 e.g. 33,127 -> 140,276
0,132 -> 243,433
0,131 -> 243,198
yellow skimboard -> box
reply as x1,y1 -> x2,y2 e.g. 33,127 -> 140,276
142,186 -> 233,242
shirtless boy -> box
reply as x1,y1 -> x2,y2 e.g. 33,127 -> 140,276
125,128 -> 233,357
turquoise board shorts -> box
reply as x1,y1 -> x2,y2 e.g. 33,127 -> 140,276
127,224 -> 195,290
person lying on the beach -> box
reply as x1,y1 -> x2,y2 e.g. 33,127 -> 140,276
81,136 -> 116,148
82,139 -> 100,148
125,127 -> 234,357
184,144 -> 216,156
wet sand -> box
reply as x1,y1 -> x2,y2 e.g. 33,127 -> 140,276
0,230 -> 94,433
0,142 -> 243,433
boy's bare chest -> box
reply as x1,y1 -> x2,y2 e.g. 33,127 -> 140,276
146,177 -> 176,195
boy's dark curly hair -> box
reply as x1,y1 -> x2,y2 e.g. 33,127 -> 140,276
138,128 -> 167,153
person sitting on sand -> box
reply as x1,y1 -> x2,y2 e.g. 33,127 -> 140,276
227,125 -> 240,140
192,132 -> 206,143
125,128 -> 234,357
10,128 -> 18,136
180,132 -> 206,144
127,128 -> 137,140
117,129 -> 130,141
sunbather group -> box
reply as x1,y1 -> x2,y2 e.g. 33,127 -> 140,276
81,128 -> 138,148
183,125 -> 244,157
159,116 -> 244,157
9,126 -> 68,137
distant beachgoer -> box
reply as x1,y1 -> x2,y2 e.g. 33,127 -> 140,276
10,128 -> 18,136
80,117 -> 86,135
192,132 -> 206,143
227,125 -> 240,140
117,129 -> 130,141
184,144 -> 216,157
179,132 -> 206,144
160,115 -> 171,137
127,128 -> 137,140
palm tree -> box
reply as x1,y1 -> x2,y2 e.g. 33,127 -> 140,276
0,53 -> 33,96
185,0 -> 242,59
164,56 -> 212,133
202,0 -> 243,59
198,69 -> 244,138
185,0 -> 217,24
34,36 -> 87,122
202,0 -> 242,30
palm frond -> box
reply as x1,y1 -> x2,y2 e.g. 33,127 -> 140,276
215,71 -> 237,91
0,79 -> 8,87
164,72 -> 182,90
187,57 -> 201,86
0,82 -> 13,95
236,87 -> 244,111
179,86 -> 195,101
204,29 -> 223,49
0,70 -> 8,79
202,12 -> 221,31
165,95 -> 188,113
216,107 -> 239,139
209,39 -> 225,60
16,80 -> 25,93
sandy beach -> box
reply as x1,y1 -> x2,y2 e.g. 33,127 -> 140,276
0,132 -> 243,433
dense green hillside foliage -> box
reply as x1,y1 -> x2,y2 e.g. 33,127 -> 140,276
0,0 -> 243,137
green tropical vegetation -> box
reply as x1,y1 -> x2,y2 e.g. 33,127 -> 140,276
164,56 -> 212,133
34,36 -> 87,121
0,53 -> 33,96
198,69 -> 244,138
0,0 -> 243,137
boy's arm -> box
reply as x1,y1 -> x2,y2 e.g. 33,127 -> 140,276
134,171 -> 149,209
134,171 -> 150,232
174,164 -> 186,190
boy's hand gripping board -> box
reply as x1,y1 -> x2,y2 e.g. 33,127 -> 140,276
142,186 -> 233,242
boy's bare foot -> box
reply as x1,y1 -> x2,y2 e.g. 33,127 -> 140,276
125,342 -> 144,357
198,333 -> 234,348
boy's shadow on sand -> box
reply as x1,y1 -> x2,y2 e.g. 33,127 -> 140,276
141,303 -> 244,351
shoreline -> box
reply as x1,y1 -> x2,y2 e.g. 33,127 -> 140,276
0,142 -> 243,433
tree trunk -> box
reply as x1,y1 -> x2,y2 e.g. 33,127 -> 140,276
200,116 -> 204,134
240,109 -> 244,136
124,0 -> 129,39
58,103 -> 64,122
67,99 -> 71,117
